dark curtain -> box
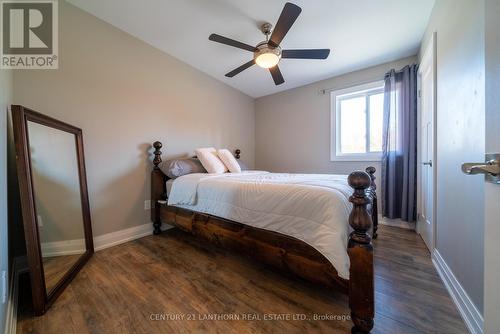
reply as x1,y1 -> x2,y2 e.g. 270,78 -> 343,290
381,64 -> 418,222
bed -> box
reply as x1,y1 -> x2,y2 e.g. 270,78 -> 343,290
150,141 -> 378,334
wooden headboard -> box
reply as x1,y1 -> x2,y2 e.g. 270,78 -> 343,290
150,141 -> 243,233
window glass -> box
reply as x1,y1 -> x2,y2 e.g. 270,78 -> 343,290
340,96 -> 366,154
369,93 -> 384,152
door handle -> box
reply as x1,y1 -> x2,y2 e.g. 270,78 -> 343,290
461,154 -> 500,184
422,161 -> 432,167
461,160 -> 499,175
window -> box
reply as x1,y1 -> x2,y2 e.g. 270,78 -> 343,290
330,81 -> 385,161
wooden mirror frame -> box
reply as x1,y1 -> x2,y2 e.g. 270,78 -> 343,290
12,105 -> 94,315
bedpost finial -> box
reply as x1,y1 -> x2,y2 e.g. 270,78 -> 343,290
153,141 -> 162,150
153,141 -> 163,168
348,171 -> 371,192
348,171 -> 372,244
365,166 -> 376,177
235,149 -> 241,160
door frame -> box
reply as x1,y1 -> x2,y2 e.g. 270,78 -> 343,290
417,31 -> 437,251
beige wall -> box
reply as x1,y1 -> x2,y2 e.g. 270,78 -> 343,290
0,68 -> 13,334
13,2 -> 255,237
420,0 -> 485,316
255,56 -> 417,207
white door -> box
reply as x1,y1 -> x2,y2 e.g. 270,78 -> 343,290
484,0 -> 500,331
417,33 -> 436,251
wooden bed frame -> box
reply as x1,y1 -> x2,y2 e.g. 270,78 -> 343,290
150,141 -> 378,333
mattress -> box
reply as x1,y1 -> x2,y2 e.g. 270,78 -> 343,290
167,171 -> 353,279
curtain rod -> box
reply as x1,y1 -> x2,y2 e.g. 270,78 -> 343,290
318,78 -> 385,95
318,63 -> 417,95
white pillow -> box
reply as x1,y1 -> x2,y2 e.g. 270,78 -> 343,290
217,149 -> 241,173
195,147 -> 227,174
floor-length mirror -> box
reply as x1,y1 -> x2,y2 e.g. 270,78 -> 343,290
28,121 -> 87,293
12,105 -> 94,315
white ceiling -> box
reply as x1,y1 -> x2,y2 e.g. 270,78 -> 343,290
67,0 -> 435,98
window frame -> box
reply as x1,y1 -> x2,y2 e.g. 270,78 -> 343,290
330,80 -> 385,162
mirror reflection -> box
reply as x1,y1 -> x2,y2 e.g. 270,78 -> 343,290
28,121 -> 86,294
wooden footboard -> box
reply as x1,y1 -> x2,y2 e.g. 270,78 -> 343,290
159,205 -> 349,292
150,141 -> 375,333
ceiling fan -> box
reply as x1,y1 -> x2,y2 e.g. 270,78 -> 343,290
208,2 -> 330,86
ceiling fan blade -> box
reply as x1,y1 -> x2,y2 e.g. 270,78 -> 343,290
282,49 -> 331,59
269,65 -> 285,85
269,2 -> 302,47
209,34 -> 257,52
225,59 -> 256,77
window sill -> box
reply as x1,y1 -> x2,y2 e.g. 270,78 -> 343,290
330,155 -> 382,162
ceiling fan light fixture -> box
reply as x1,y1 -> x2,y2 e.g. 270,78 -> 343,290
254,43 -> 281,69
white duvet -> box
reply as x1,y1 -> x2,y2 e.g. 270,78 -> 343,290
168,171 -> 353,279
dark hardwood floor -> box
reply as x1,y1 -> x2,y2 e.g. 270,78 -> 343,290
17,225 -> 468,334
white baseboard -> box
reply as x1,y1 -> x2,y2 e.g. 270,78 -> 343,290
432,249 -> 483,334
378,215 -> 416,230
4,256 -> 28,334
41,239 -> 86,257
94,222 -> 171,252
40,223 -> 171,255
